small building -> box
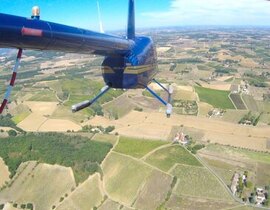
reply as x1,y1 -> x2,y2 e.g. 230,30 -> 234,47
174,132 -> 189,145
255,188 -> 267,206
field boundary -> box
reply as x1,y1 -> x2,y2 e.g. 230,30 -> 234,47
240,94 -> 248,110
228,93 -> 237,110
112,151 -> 173,177
140,143 -> 172,161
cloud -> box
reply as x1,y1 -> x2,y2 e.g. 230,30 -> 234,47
142,0 -> 270,26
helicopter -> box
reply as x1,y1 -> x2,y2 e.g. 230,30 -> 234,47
0,0 -> 173,117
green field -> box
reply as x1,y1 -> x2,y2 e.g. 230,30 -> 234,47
102,152 -> 153,205
0,133 -> 112,184
29,89 -> 58,102
12,111 -> 31,124
195,86 -> 235,109
171,164 -> 232,200
145,145 -> 202,172
114,136 -> 168,158
61,78 -> 123,117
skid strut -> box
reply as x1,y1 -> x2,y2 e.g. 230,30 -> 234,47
72,85 -> 110,112
0,49 -> 23,114
145,79 -> 173,117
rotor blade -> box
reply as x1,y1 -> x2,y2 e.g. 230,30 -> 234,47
0,13 -> 134,56
97,1 -> 104,33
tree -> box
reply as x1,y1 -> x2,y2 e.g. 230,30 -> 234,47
105,126 -> 115,133
249,195 -> 256,204
8,130 -> 17,137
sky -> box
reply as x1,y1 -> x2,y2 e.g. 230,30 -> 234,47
0,0 -> 270,31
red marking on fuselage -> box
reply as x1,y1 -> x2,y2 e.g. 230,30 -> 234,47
21,27 -> 43,37
0,99 -> 8,114
10,72 -> 17,86
17,48 -> 23,59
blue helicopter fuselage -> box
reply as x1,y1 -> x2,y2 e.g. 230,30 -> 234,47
0,0 -> 174,117
0,13 -> 158,89
102,36 -> 157,89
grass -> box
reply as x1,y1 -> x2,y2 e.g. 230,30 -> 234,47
29,89 -> 57,102
0,161 -> 76,210
102,152 -> 153,205
256,100 -> 270,113
145,145 -> 202,172
98,199 -> 121,210
134,170 -> 173,210
222,110 -> 249,123
92,133 -> 119,145
51,105 -> 87,123
166,194 -> 236,210
61,78 -> 123,117
260,113 -> 270,125
103,95 -> 135,119
56,174 -> 104,210
256,163 -> 270,186
242,95 -> 259,112
224,77 -> 234,82
12,111 -> 31,124
198,102 -> 213,116
202,157 -> 236,185
173,89 -> 197,101
114,136 -> 168,159
0,133 -> 112,184
195,86 -> 235,109
171,164 -> 232,200
204,144 -> 270,164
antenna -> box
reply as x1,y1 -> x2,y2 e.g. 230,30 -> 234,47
97,1 -> 104,33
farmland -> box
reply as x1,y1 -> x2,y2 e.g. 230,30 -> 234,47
114,136 -> 168,158
103,94 -> 135,119
102,152 -> 153,205
166,194 -> 236,210
199,143 -> 270,192
0,162 -> 76,210
171,164 -> 232,200
134,169 -> 173,210
195,86 -> 235,109
203,144 -> 270,164
1,27 -> 270,209
92,133 -> 119,145
0,133 -> 112,183
98,199 -> 120,210
29,89 -> 58,102
0,158 -> 9,189
230,94 -> 246,110
56,173 -> 104,210
242,95 -> 259,112
222,110 -> 249,123
145,145 -> 202,172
